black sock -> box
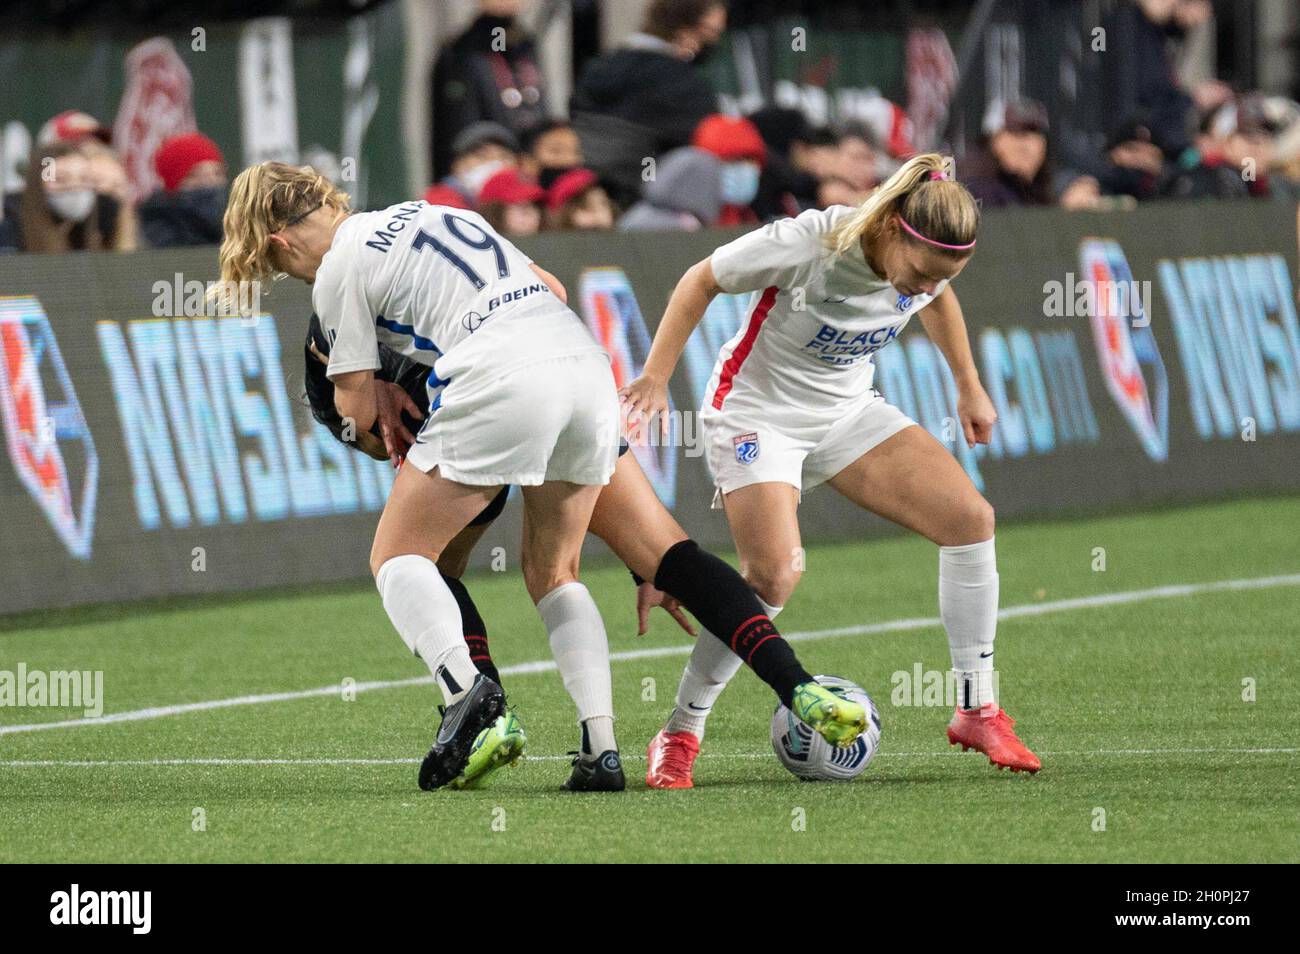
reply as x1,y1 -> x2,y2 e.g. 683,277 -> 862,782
653,539 -> 812,707
440,572 -> 503,688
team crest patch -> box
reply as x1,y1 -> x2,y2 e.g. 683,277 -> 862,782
895,293 -> 914,312
733,432 -> 759,464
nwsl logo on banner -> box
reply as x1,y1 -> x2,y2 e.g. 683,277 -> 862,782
1080,239 -> 1169,462
576,267 -> 679,507
0,297 -> 99,559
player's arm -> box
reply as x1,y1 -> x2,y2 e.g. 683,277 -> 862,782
918,286 -> 996,447
332,369 -> 379,433
530,262 -> 567,304
619,257 -> 722,426
623,211 -> 820,426
315,258 -> 420,463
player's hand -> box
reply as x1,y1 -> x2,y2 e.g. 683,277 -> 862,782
957,382 -> 997,448
635,582 -> 697,637
374,380 -> 422,465
619,373 -> 670,440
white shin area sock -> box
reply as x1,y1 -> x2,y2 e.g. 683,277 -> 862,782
537,582 -> 616,753
376,554 -> 480,706
665,598 -> 784,739
939,538 -> 999,710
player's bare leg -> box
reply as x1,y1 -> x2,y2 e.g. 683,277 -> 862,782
590,457 -> 854,788
520,479 -> 625,791
627,478 -> 861,787
656,481 -> 799,781
827,425 -> 1040,773
370,465 -> 513,789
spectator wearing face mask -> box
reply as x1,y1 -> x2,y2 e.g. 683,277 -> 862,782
746,107 -> 821,219
427,121 -> 521,208
520,120 -> 584,190
1,109 -> 139,253
3,141 -> 132,253
138,132 -> 228,248
1097,116 -> 1168,202
692,114 -> 764,225
1167,95 -> 1300,202
476,167 -> 545,236
430,0 -> 549,180
570,0 -> 727,182
544,168 -> 616,230
619,146 -> 724,231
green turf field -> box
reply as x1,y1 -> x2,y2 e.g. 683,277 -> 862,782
1,496 -> 1297,863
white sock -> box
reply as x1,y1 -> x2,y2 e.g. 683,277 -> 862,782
581,717 -> 617,758
376,555 -> 480,707
665,598 -> 783,740
537,582 -> 616,755
939,538 -> 999,710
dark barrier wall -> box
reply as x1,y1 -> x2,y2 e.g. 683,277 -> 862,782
2,201 -> 1299,613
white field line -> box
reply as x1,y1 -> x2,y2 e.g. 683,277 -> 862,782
1,747 -> 1297,768
2,572 -> 1298,739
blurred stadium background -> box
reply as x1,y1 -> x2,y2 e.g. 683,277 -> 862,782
1,1 -> 1298,863
2,0 -> 1298,608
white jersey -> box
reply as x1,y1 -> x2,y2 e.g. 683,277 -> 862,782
703,205 -> 946,424
312,201 -> 604,389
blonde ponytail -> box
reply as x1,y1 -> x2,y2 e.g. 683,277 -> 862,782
826,153 -> 979,258
213,162 -> 350,307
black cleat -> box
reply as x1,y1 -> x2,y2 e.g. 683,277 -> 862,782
561,750 -> 626,792
418,674 -> 506,791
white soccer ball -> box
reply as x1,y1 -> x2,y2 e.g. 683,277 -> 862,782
771,675 -> 882,781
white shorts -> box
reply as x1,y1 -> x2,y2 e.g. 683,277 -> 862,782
405,350 -> 620,487
701,392 -> 916,506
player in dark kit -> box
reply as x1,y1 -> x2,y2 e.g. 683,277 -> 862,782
303,314 -> 866,792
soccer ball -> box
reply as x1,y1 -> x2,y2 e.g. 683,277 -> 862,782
771,675 -> 882,781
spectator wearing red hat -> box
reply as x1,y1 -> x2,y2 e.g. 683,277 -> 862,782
37,110 -> 112,148
544,168 -> 616,231
138,132 -> 229,248
476,167 -> 545,236
422,183 -> 472,210
692,114 -> 765,225
155,132 -> 226,193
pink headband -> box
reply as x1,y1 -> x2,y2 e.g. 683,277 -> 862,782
895,214 -> 976,252
890,163 -> 975,251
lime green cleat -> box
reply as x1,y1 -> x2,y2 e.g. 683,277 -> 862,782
449,709 -> 527,790
791,681 -> 867,748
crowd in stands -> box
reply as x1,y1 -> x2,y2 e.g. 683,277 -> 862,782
0,109 -> 227,254
4,0 -> 1299,255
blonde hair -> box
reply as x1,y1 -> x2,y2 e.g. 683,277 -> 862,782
826,152 -> 979,258
215,161 -> 350,294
